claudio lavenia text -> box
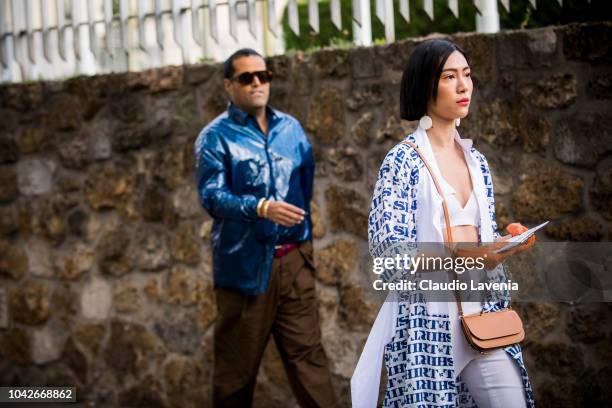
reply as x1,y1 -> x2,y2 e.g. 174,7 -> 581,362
372,279 -> 519,292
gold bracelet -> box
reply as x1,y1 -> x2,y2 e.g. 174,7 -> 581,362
262,200 -> 270,219
256,198 -> 266,217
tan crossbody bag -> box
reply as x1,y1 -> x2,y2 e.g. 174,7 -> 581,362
402,140 -> 525,354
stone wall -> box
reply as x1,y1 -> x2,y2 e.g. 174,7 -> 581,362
1,22 -> 611,407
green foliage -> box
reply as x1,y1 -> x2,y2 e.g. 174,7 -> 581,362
498,0 -> 610,29
198,56 -> 216,63
282,0 -> 611,51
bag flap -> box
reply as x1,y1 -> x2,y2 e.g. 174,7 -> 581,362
462,310 -> 524,341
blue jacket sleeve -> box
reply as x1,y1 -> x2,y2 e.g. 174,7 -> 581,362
195,130 -> 259,221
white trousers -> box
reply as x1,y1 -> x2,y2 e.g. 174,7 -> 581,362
459,348 -> 528,408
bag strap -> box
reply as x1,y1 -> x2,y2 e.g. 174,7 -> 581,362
401,141 -> 454,243
401,140 -> 465,316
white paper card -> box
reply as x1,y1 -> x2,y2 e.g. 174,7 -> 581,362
494,221 -> 550,253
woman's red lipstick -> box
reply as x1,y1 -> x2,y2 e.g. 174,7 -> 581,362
457,98 -> 470,106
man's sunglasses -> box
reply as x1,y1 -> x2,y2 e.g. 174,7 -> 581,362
230,70 -> 273,85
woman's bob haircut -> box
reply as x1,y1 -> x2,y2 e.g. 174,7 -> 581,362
400,39 -> 469,121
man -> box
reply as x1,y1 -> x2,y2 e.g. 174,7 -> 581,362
194,48 -> 338,408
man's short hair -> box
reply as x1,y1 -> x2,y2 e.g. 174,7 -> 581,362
400,39 -> 469,121
223,48 -> 264,79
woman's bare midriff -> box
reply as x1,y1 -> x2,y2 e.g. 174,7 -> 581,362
450,225 -> 479,243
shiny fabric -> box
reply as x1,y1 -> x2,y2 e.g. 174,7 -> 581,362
194,102 -> 314,295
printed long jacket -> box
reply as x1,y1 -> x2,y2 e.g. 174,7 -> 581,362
351,127 -> 535,408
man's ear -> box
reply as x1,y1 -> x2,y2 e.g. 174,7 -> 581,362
223,78 -> 232,94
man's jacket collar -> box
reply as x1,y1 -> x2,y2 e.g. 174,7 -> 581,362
227,102 -> 279,126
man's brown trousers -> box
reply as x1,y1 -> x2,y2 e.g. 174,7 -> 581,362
213,241 -> 338,407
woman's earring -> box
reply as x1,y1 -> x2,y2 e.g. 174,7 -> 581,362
455,118 -> 461,127
419,115 -> 433,130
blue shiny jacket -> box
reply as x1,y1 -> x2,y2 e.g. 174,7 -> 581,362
194,102 -> 314,295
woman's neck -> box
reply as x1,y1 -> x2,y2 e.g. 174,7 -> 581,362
425,114 -> 455,152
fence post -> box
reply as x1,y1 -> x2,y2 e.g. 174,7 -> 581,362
475,0 -> 500,32
352,0 -> 372,46
0,0 -> 7,69
383,0 -> 394,42
74,0 -> 97,75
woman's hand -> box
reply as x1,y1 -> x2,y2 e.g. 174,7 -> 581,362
453,223 -> 536,270
453,241 -> 521,270
506,222 -> 536,251
506,222 -> 528,236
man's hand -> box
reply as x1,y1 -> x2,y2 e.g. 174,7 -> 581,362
265,201 -> 305,227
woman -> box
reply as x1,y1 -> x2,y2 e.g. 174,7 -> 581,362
351,40 -> 536,407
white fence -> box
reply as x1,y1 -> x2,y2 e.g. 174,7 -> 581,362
0,0 -> 582,83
